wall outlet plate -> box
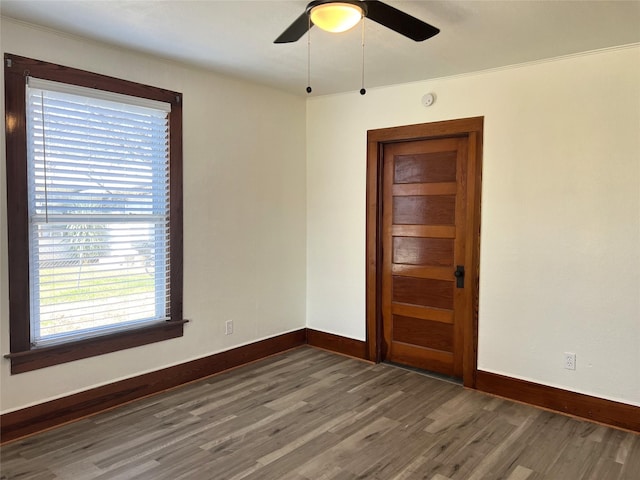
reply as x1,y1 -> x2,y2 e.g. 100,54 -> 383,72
564,352 -> 576,370
225,320 -> 233,335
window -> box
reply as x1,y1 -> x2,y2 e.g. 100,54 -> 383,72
4,54 -> 185,374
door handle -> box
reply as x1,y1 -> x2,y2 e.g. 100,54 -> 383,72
454,265 -> 465,288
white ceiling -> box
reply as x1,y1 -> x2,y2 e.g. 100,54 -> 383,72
2,1 -> 639,96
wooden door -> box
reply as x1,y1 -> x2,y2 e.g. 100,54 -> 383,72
381,136 -> 470,378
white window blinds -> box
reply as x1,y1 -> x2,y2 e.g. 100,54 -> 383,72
26,77 -> 172,346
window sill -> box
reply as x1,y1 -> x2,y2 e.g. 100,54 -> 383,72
4,320 -> 188,374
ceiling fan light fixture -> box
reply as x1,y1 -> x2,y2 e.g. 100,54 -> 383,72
309,2 -> 364,33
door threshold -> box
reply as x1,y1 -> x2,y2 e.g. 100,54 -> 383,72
383,361 -> 463,386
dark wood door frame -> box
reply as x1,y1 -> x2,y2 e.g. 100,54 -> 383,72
366,117 -> 483,388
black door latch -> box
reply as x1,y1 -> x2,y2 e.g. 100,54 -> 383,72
454,265 -> 465,288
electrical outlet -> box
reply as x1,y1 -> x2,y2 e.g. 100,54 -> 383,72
225,320 -> 233,335
564,352 -> 576,370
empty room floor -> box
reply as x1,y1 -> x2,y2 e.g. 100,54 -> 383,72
1,347 -> 638,479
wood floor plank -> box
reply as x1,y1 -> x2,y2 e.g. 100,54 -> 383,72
2,347 -> 639,480
506,466 -> 533,480
294,416 -> 400,478
619,435 -> 640,479
465,412 -> 540,480
390,454 -> 430,480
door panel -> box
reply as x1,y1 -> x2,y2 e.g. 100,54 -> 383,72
392,316 -> 453,350
394,151 -> 457,184
392,276 -> 453,310
392,237 -> 454,266
382,136 -> 468,378
393,195 -> 456,225
391,303 -> 453,324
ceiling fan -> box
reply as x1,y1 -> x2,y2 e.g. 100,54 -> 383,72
274,0 -> 440,43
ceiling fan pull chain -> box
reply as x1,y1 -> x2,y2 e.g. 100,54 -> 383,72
306,15 -> 312,94
360,18 -> 366,95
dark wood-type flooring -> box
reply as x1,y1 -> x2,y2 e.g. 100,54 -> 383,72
1,347 -> 638,479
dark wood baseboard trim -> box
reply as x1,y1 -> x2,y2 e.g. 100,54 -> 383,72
306,329 -> 368,360
4,330 -> 637,444
476,370 -> 640,433
0,329 -> 306,444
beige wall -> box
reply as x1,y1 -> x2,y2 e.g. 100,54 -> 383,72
306,46 -> 640,406
2,17 -> 639,414
0,18 -> 307,413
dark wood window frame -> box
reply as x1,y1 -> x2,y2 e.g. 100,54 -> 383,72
3,54 -> 185,374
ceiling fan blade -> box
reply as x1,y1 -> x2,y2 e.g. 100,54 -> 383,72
363,0 -> 439,41
274,12 -> 311,43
